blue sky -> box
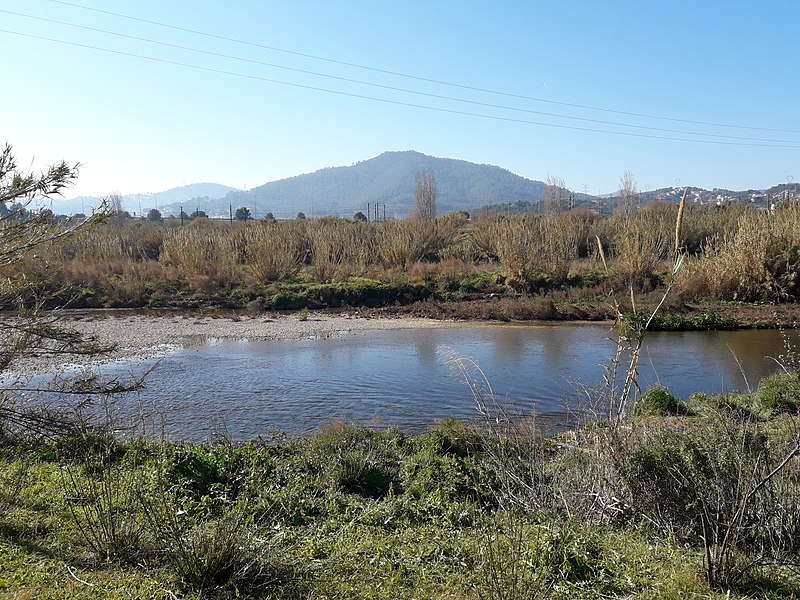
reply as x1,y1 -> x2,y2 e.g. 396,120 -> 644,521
2,0 -> 799,199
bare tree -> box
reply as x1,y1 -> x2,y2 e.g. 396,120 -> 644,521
414,170 -> 437,221
107,192 -> 124,215
617,170 -> 639,215
544,174 -> 567,214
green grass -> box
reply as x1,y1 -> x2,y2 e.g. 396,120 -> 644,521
0,398 -> 798,599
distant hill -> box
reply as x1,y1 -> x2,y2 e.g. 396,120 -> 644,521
50,183 -> 240,217
641,182 -> 800,209
45,153 -> 800,219
199,151 -> 548,219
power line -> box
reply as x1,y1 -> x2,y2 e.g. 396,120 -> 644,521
5,8 -> 798,145
41,0 -> 800,135
2,28 -> 799,149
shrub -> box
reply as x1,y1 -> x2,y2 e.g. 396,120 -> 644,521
754,373 -> 800,415
271,289 -> 308,310
617,413 -> 800,589
633,386 -> 692,417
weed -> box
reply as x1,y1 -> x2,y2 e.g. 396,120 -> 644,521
332,448 -> 398,499
62,436 -> 146,562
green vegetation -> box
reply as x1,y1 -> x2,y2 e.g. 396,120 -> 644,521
633,386 -> 693,417
620,310 -> 737,334
0,393 -> 798,599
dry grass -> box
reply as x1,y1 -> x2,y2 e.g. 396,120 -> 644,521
14,203 -> 800,305
475,214 -> 584,290
681,202 -> 800,301
245,221 -> 307,283
160,221 -> 241,291
606,210 -> 671,288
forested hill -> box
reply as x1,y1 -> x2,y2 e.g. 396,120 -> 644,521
219,151 -> 547,218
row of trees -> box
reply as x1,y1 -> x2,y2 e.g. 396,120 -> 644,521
38,168 -> 642,226
104,169 -> 442,225
8,155 -> 643,235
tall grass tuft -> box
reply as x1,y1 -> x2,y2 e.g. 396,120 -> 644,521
160,221 -> 241,291
483,214 -> 582,290
608,210 -> 671,289
244,220 -> 307,283
681,202 -> 800,301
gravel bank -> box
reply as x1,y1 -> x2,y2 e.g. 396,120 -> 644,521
17,312 -> 459,375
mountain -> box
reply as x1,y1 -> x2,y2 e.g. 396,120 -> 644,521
44,153 -> 800,219
198,151 -> 548,219
49,183 -> 240,217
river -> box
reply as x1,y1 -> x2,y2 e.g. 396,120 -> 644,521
35,322 -> 790,440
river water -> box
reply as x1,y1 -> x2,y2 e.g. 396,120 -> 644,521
54,323 -> 790,440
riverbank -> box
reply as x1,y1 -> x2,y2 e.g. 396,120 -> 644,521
13,298 -> 800,376
13,312 -> 466,375
1,387 -> 798,598
374,296 -> 800,328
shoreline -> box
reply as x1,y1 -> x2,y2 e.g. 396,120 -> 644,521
14,312 -> 476,375
10,301 -> 799,376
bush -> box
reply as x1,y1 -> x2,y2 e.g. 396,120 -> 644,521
754,373 -> 800,415
633,386 -> 692,417
617,412 -> 800,589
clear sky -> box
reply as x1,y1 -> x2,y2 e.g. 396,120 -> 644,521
2,0 -> 799,199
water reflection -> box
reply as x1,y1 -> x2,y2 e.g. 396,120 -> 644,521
493,327 -> 527,365
83,324 -> 789,441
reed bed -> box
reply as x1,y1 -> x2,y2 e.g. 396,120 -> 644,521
681,202 -> 800,301
17,203 -> 800,306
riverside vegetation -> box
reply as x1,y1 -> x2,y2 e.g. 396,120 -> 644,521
0,377 -> 799,598
10,199 -> 800,325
